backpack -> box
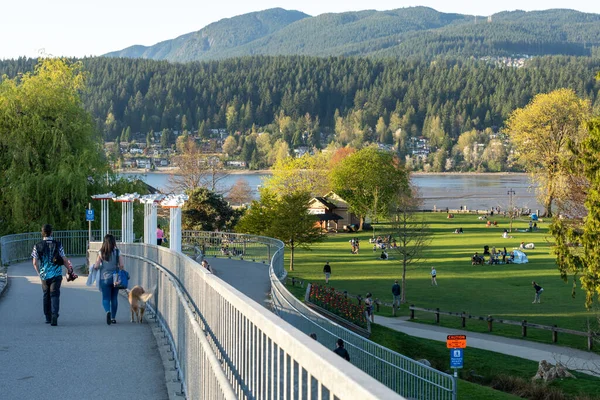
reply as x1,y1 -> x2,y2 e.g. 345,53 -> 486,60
35,240 -> 64,266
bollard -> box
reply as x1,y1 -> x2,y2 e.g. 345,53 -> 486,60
375,299 -> 380,312
435,308 -> 440,324
410,305 -> 415,320
487,315 -> 493,332
552,325 -> 558,343
461,312 -> 466,328
522,320 -> 527,337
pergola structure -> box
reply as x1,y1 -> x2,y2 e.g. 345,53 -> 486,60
139,194 -> 165,246
91,192 -> 188,252
91,192 -> 116,239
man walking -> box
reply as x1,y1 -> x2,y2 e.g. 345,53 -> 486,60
32,224 -> 73,326
431,267 -> 438,286
392,280 -> 401,315
532,281 -> 544,304
323,261 -> 331,284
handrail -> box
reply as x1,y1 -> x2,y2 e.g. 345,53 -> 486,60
125,253 -> 237,399
409,305 -> 597,350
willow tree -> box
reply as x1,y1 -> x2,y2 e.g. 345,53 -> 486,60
506,89 -> 590,217
0,58 -> 107,234
330,147 -> 410,230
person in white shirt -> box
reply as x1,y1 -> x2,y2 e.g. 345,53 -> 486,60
431,267 -> 438,286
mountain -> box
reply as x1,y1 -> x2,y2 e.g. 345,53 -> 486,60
105,7 -> 600,62
104,8 -> 310,62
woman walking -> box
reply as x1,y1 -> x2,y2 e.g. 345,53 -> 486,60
93,234 -> 125,325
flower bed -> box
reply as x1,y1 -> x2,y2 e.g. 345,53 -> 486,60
308,283 -> 368,329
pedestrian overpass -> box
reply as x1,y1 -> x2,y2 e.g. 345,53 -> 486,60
1,230 -> 456,400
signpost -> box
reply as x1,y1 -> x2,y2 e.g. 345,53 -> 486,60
447,335 -> 466,378
86,204 -> 94,258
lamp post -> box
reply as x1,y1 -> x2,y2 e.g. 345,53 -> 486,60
507,188 -> 515,232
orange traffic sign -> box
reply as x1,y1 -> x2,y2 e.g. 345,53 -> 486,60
446,335 -> 466,348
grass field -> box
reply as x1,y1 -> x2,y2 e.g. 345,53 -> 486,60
286,212 -> 599,351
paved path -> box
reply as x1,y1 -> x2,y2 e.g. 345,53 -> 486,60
0,258 -> 168,400
376,316 -> 600,377
208,257 -> 271,308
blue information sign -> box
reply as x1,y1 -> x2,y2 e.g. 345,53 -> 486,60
86,209 -> 95,222
450,348 -> 463,369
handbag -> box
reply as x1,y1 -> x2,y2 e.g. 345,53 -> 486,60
113,269 -> 130,289
112,248 -> 129,289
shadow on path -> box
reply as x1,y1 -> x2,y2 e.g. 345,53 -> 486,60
0,258 -> 168,400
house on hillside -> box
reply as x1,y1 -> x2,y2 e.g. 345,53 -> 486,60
308,192 -> 359,232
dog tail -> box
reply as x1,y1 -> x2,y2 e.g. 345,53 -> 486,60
139,292 -> 153,302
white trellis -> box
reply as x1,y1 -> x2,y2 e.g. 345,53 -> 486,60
91,192 -> 116,239
114,193 -> 139,243
139,194 -> 165,245
161,194 -> 189,253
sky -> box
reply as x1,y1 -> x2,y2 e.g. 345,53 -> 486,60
3,0 -> 600,60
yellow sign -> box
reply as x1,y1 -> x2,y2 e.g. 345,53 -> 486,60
446,335 -> 466,348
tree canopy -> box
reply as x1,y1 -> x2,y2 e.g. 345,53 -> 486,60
181,187 -> 239,232
550,117 -> 600,308
236,188 -> 323,271
330,147 -> 410,229
506,89 -> 591,217
0,58 -> 108,234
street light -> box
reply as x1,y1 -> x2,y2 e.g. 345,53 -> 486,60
507,188 -> 516,232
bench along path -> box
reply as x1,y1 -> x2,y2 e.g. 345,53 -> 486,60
377,315 -> 600,377
0,258 -> 168,400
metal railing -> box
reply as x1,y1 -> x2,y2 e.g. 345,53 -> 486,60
180,231 -> 455,399
1,229 -> 121,265
97,242 -> 400,400
3,230 -> 454,399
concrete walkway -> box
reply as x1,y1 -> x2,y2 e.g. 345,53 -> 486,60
0,258 -> 168,400
208,257 -> 271,308
376,316 -> 600,377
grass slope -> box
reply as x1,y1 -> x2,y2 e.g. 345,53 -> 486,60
287,212 -> 597,351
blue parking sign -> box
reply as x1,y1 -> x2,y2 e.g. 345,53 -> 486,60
450,348 -> 463,368
86,209 -> 95,221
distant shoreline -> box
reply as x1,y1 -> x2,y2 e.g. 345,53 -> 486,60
117,167 -> 272,175
116,167 -> 525,177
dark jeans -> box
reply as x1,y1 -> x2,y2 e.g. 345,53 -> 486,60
42,275 -> 62,319
100,277 -> 119,318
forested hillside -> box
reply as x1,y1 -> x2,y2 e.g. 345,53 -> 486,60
104,7 -> 600,62
2,55 -> 599,140
2,55 -> 599,172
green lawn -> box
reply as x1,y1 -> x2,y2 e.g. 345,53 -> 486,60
287,212 -> 598,351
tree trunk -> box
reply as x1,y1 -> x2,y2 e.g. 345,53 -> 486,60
359,216 -> 364,231
289,244 -> 294,271
545,195 -> 554,218
401,258 -> 407,303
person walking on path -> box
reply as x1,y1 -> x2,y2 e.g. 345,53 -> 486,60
333,338 -> 350,361
31,224 -> 73,326
392,280 -> 401,310
431,267 -> 438,286
93,234 -> 125,325
364,293 -> 375,323
156,224 -> 164,246
532,281 -> 544,304
323,261 -> 331,284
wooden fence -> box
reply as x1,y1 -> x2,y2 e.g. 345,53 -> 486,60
409,305 -> 597,351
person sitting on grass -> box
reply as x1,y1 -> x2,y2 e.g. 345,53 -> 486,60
380,251 -> 388,260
